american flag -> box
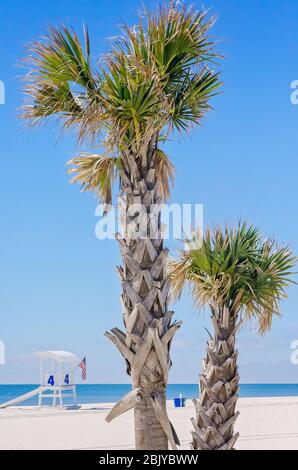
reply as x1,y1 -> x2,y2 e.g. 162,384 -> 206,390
79,357 -> 87,381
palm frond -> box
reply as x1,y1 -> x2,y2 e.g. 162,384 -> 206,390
21,25 -> 104,141
100,54 -> 167,149
170,69 -> 221,132
145,4 -> 219,81
169,251 -> 193,301
169,223 -> 296,333
155,149 -> 175,201
21,2 -> 222,197
146,2 -> 222,133
67,153 -> 118,206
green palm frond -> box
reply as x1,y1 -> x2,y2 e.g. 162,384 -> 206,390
22,25 -> 104,140
170,69 -> 221,132
147,3 -> 221,132
67,153 -> 118,206
145,4 -> 218,79
22,3 -> 221,146
169,223 -> 296,333
21,2 -> 222,200
100,54 -> 166,148
113,3 -> 222,137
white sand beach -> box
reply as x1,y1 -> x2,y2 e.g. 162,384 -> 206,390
0,396 -> 297,450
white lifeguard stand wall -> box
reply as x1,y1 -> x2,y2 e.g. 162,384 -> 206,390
35,351 -> 79,408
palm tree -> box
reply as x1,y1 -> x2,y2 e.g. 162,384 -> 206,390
169,223 -> 296,450
21,2 -> 221,449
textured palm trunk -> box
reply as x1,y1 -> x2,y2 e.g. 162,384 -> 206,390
105,136 -> 181,450
191,305 -> 240,450
134,388 -> 167,449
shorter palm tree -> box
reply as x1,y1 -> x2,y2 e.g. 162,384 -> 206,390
169,223 -> 296,450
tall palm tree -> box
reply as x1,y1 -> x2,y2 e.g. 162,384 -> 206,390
170,224 -> 296,450
21,2 -> 221,449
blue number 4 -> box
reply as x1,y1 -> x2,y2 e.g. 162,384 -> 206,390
47,375 -> 54,386
64,374 -> 69,385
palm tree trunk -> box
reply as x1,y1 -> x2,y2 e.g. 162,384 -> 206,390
191,305 -> 240,450
134,388 -> 167,449
105,138 -> 181,450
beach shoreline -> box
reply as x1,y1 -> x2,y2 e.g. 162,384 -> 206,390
1,396 -> 298,450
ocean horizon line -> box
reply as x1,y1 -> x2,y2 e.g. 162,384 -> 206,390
0,382 -> 298,386
1,383 -> 298,407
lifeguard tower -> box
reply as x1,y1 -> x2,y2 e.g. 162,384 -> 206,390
36,351 -> 79,407
0,350 -> 80,409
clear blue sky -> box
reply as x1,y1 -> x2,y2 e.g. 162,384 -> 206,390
0,0 -> 298,384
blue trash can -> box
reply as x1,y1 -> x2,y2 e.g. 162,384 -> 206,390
173,397 -> 186,407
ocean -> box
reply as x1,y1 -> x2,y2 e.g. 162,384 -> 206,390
0,384 -> 298,406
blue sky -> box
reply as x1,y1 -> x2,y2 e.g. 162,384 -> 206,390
0,0 -> 298,384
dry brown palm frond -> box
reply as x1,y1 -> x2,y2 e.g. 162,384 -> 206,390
67,153 -> 118,206
169,252 -> 193,301
155,149 -> 175,201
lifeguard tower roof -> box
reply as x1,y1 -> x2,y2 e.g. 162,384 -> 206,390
35,351 -> 79,363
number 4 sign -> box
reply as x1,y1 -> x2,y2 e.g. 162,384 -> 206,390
47,375 -> 55,386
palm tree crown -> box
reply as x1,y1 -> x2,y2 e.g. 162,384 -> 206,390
22,2 -> 221,205
170,223 -> 296,333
